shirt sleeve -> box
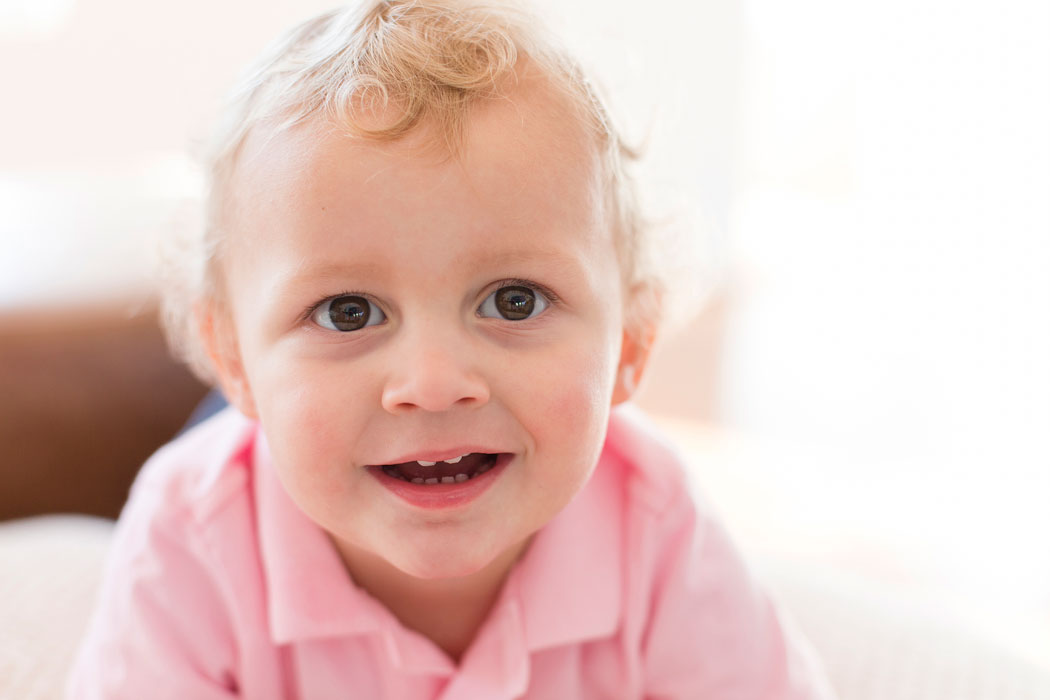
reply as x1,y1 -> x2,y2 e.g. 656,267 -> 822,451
66,477 -> 240,699
640,494 -> 838,700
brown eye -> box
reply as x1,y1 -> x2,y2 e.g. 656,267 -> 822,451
312,295 -> 385,332
478,285 -> 549,321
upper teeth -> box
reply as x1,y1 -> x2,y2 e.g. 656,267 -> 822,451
416,454 -> 466,467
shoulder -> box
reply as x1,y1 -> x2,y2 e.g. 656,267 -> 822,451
127,406 -> 258,528
603,405 -> 699,518
104,406 -> 260,599
602,409 -> 839,698
68,408 -> 253,693
97,406 -> 260,641
601,406 -> 721,580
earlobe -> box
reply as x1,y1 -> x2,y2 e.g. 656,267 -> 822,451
611,326 -> 655,406
612,364 -> 638,405
196,302 -> 259,419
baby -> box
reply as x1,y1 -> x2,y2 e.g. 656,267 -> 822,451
68,1 -> 835,698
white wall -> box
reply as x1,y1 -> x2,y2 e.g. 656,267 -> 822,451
721,0 -> 1050,666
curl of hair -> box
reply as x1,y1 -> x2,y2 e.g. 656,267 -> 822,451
162,0 -> 665,383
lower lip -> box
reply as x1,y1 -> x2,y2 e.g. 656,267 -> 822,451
368,454 -> 512,510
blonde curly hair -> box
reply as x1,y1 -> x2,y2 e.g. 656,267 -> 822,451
163,0 -> 662,382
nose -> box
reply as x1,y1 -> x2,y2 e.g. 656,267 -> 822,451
380,328 -> 490,414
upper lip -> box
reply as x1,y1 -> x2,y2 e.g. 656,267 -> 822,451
369,447 -> 510,466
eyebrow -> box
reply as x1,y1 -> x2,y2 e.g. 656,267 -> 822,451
459,247 -> 588,272
279,246 -> 588,287
262,260 -> 386,305
283,259 -> 387,283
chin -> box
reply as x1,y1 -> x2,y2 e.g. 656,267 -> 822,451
392,536 -> 519,581
394,550 -> 495,581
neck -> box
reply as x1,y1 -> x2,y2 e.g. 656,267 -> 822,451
333,539 -> 529,663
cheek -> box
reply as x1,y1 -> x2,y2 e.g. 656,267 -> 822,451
252,342 -> 363,423
254,355 -> 322,433
527,340 -> 619,452
250,354 -> 361,491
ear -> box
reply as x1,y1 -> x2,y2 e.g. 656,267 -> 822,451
611,324 -> 656,406
196,301 -> 259,419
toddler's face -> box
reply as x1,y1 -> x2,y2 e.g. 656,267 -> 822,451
209,81 -> 648,582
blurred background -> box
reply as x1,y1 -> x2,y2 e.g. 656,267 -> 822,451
1,0 -> 1047,683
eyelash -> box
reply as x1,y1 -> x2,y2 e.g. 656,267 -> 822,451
304,279 -> 560,327
491,279 -> 561,307
300,290 -> 378,325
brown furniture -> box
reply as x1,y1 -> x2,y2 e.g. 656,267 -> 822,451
0,301 -> 208,521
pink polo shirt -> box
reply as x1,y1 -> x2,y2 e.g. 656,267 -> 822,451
67,407 -> 835,699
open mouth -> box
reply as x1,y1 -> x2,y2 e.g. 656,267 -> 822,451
380,453 -> 501,485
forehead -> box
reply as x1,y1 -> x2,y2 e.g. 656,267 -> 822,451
221,77 -> 614,281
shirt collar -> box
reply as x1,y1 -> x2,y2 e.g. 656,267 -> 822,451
437,440 -> 627,699
254,433 -> 389,641
509,441 -> 625,652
